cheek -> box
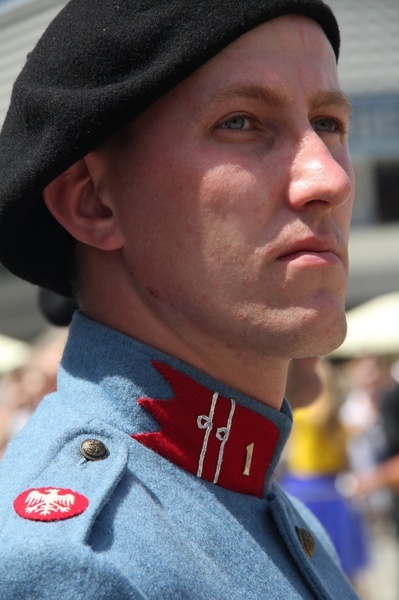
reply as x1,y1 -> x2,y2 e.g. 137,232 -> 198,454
337,164 -> 355,238
198,164 -> 272,228
338,201 -> 354,240
114,145 -> 277,281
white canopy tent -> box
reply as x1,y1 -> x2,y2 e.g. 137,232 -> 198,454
0,333 -> 31,374
331,292 -> 399,358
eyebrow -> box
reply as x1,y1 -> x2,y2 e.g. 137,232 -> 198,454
210,85 -> 289,109
208,84 -> 352,116
310,90 -> 352,116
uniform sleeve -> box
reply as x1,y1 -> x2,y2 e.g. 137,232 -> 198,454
0,541 -> 147,600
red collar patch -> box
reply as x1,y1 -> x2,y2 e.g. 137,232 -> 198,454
14,488 -> 89,521
132,361 -> 279,497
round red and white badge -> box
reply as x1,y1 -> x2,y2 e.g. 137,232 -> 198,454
14,487 -> 89,522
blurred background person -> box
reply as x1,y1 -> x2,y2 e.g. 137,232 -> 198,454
0,289 -> 75,457
0,326 -> 68,458
281,358 -> 370,586
339,356 -> 396,517
342,359 -> 399,529
285,357 -> 324,409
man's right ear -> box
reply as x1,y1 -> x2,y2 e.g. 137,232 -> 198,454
43,158 -> 124,251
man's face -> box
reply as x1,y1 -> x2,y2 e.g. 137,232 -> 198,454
101,15 -> 354,360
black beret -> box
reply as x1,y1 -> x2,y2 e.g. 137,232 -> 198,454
0,0 -> 340,297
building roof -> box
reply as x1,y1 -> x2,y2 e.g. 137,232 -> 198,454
329,0 -> 399,95
0,0 -> 66,125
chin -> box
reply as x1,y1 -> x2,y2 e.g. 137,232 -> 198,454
290,302 -> 348,358
310,317 -> 347,356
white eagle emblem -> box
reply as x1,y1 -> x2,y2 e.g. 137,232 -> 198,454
24,488 -> 76,516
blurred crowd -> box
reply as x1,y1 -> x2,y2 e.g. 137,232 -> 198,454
280,354 -> 399,598
0,289 -> 73,458
0,326 -> 68,458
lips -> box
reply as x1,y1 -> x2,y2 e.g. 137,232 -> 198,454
276,237 -> 344,264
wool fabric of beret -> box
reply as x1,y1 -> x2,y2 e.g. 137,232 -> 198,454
0,0 -> 340,298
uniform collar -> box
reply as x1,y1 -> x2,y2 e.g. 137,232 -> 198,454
61,312 -> 293,498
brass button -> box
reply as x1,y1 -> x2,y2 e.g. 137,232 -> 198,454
80,439 -> 108,461
296,527 -> 316,558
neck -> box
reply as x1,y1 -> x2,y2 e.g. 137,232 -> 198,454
77,249 -> 289,409
80,293 -> 288,410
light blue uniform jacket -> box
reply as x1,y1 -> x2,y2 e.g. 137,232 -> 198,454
0,313 -> 359,599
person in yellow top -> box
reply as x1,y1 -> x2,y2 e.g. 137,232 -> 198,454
281,359 -> 369,581
286,385 -> 348,477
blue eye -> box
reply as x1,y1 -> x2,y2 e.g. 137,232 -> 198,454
313,118 -> 338,132
220,115 -> 250,130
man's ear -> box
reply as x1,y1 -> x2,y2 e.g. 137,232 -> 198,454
43,157 -> 124,251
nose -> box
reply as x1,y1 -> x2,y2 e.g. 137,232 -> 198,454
287,130 -> 354,211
